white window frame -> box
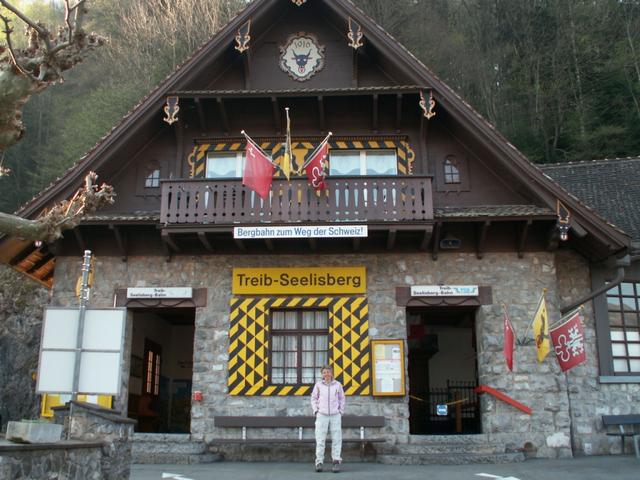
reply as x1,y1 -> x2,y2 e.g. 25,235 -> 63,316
329,149 -> 398,176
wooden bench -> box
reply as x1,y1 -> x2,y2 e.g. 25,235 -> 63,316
602,414 -> 640,456
211,415 -> 385,456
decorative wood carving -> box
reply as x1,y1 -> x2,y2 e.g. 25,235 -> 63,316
557,199 -> 571,241
279,32 -> 325,82
235,20 -> 251,53
163,96 -> 179,125
419,90 -> 436,119
347,17 -> 364,49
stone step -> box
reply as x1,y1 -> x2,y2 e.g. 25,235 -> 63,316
407,434 -> 493,445
132,434 -> 221,464
377,451 -> 525,465
381,442 -> 502,455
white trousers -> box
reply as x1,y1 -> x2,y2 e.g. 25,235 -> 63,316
315,413 -> 342,465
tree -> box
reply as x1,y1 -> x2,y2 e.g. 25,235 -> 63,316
0,0 -> 114,241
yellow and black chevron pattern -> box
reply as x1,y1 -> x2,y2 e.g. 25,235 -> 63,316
228,296 -> 370,396
189,139 -> 415,178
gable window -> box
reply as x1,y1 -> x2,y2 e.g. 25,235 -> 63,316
271,310 -> 328,385
606,282 -> 640,373
206,152 -> 245,178
145,168 -> 161,188
329,149 -> 397,176
444,156 -> 460,184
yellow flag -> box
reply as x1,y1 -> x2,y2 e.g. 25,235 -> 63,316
532,292 -> 550,362
282,108 -> 292,180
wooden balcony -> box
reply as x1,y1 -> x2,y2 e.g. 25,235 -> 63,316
160,176 -> 434,227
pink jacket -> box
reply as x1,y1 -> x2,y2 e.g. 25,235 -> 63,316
311,379 -> 346,416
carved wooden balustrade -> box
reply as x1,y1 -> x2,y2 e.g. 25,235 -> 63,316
160,176 -> 433,226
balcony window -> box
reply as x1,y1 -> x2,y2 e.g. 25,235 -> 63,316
444,156 -> 461,184
329,149 -> 397,176
206,152 -> 245,178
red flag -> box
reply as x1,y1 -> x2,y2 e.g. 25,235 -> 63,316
550,310 -> 586,372
243,138 -> 274,199
503,307 -> 515,371
305,140 -> 329,192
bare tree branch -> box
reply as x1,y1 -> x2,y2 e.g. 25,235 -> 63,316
0,172 -> 115,242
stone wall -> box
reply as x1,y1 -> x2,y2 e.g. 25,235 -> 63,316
555,249 -> 640,455
49,250 -> 632,459
53,401 -> 135,479
0,441 -> 103,479
0,265 -> 50,431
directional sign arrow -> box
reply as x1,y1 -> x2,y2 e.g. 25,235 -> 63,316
162,474 -> 193,480
476,473 -> 521,480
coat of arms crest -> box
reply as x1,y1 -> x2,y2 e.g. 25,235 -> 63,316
279,32 -> 325,82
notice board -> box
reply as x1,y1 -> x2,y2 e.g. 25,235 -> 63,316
371,339 -> 405,396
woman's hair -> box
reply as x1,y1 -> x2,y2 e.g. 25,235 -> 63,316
320,364 -> 333,372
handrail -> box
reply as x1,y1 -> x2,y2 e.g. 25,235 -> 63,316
475,385 -> 532,415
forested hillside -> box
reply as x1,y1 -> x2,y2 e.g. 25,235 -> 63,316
1,0 -> 639,214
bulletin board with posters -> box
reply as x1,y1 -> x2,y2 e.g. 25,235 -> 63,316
371,339 -> 405,396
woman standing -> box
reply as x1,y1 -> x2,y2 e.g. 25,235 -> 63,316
311,365 -> 346,473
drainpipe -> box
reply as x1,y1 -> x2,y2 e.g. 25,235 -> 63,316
560,255 -> 633,315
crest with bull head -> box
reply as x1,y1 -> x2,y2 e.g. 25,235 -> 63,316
279,32 -> 325,82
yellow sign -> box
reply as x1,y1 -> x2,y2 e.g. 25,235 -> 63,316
232,267 -> 366,294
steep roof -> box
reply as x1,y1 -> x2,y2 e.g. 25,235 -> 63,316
11,0 -> 631,260
542,157 -> 640,242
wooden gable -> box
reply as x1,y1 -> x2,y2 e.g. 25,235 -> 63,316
3,0 -> 630,272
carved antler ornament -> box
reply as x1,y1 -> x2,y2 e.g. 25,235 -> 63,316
419,90 -> 436,119
347,17 -> 363,49
163,96 -> 180,125
235,20 -> 251,53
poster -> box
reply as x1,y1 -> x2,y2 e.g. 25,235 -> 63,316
371,339 -> 405,396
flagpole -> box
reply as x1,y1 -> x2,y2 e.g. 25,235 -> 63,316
297,131 -> 333,173
518,288 -> 547,345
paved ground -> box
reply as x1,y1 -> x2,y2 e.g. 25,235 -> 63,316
131,455 -> 639,480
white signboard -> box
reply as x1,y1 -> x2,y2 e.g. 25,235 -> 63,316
37,307 -> 126,395
411,285 -> 479,297
127,287 -> 193,299
233,225 -> 368,239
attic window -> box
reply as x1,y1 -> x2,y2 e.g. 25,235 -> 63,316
145,168 -> 161,188
444,156 -> 460,184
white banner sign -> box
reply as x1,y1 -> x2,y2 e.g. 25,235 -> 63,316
127,287 -> 193,299
411,285 -> 479,297
233,225 -> 368,239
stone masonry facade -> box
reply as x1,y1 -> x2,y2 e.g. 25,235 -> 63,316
48,249 -> 639,458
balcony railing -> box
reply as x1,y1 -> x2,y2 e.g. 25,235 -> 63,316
160,176 -> 433,226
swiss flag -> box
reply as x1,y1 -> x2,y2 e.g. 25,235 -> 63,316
305,140 -> 329,192
243,138 -> 275,199
503,308 -> 515,371
550,310 -> 586,372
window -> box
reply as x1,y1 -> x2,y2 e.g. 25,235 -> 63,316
206,152 -> 245,178
329,149 -> 397,176
271,310 -> 328,385
443,156 -> 460,184
606,282 -> 640,373
145,168 -> 161,188
143,340 -> 162,396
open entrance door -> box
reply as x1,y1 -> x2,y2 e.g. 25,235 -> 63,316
127,308 -> 195,433
407,307 -> 481,435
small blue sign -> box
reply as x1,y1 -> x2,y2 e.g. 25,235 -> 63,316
436,404 -> 448,416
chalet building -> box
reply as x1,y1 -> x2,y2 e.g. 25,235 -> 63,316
1,0 -> 638,463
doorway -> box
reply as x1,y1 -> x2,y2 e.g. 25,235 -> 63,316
407,307 -> 481,435
127,308 -> 195,433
